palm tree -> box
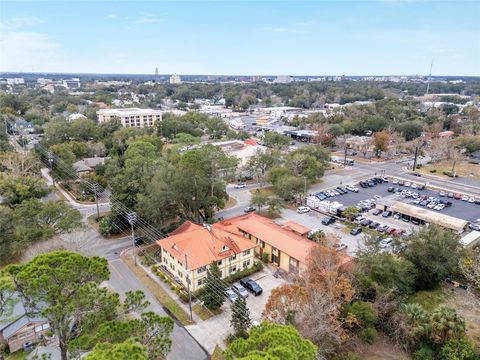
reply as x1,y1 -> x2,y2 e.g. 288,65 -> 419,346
398,303 -> 431,347
431,305 -> 466,344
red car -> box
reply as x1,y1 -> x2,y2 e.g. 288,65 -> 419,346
393,229 -> 406,237
454,193 -> 462,200
387,227 -> 397,235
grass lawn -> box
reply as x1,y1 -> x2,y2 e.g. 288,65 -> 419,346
192,303 -> 223,320
249,186 -> 274,196
122,256 -> 194,326
419,160 -> 480,180
5,352 -> 28,360
211,346 -> 226,360
408,287 -> 448,312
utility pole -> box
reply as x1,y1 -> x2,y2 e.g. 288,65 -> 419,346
93,183 -> 100,219
184,254 -> 193,322
303,177 -> 307,205
412,146 -> 419,171
48,154 -> 55,188
127,212 -> 137,266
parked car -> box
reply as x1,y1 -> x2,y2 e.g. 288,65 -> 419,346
412,173 -> 422,177
382,176 -> 389,182
377,224 -> 389,232
353,216 -> 365,224
398,180 -> 405,186
454,193 -> 462,200
405,182 -> 411,187
379,237 -> 394,248
234,183 -> 247,189
392,179 -> 399,185
439,191 -> 446,197
387,186 -> 395,192
382,211 -> 392,217
369,222 -> 380,229
367,181 -> 375,187
350,227 -> 363,235
134,236 -> 145,246
374,195 -> 382,200
418,184 -> 425,190
226,289 -> 238,303
360,219 -> 373,226
244,206 -> 256,213
469,223 -> 480,231
322,216 -> 336,225
411,183 -> 418,189
297,206 -> 310,214
240,278 -> 263,296
468,197 -> 475,203
461,195 -> 469,201
231,282 -> 249,298
333,242 -> 348,251
372,208 -> 382,215
346,185 -> 359,192
447,192 -> 454,198
434,203 -> 445,211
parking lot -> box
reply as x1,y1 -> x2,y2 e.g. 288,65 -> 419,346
316,179 -> 480,222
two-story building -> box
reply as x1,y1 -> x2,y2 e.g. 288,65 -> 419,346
214,213 -> 316,273
156,221 -> 258,292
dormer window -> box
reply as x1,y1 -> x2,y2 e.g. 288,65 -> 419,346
220,245 -> 230,253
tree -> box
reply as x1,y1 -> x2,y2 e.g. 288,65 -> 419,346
272,175 -> 304,201
202,261 -> 227,310
343,206 -> 359,221
0,174 -> 49,205
246,150 -> 277,187
226,322 -> 317,360
5,251 -> 118,360
263,284 -> 308,325
263,132 -> 290,150
230,296 -> 251,337
71,312 -> 174,359
372,130 -> 390,157
84,339 -> 148,360
431,305 -> 466,344
403,226 -> 463,290
250,189 -> 269,211
0,206 -> 16,265
460,248 -> 480,292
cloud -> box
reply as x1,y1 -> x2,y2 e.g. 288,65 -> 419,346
107,13 -> 118,19
0,31 -> 61,71
132,14 -> 163,24
0,16 -> 42,30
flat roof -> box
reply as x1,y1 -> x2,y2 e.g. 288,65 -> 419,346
460,231 -> 480,248
97,108 -> 162,115
389,201 -> 468,232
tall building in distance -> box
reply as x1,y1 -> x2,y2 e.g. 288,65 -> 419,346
169,74 -> 182,84
96,108 -> 162,128
155,67 -> 159,82
274,75 -> 292,84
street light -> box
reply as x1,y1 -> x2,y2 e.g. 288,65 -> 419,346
127,212 -> 137,266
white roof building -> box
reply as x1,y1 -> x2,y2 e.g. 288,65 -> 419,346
96,108 -> 162,128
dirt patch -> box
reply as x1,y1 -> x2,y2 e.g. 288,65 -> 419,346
446,287 -> 480,346
224,196 -> 237,209
352,332 -> 410,360
248,186 -> 275,196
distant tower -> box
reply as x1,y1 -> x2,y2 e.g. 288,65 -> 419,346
425,60 -> 434,95
155,67 -> 159,82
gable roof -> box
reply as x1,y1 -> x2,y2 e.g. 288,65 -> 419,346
214,213 -> 316,265
281,221 -> 310,236
157,221 -> 257,270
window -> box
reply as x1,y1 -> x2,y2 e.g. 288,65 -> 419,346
197,266 -> 207,274
197,277 -> 205,286
242,249 -> 251,256
217,260 -> 222,266
177,270 -> 183,278
229,265 -> 237,274
242,260 -> 250,269
229,254 -> 236,261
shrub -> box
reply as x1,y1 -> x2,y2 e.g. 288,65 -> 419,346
99,216 -> 114,236
413,345 -> 435,360
442,171 -> 457,178
342,301 -> 377,328
440,337 -> 477,360
430,169 -> 437,173
262,252 -> 270,263
359,327 -> 377,344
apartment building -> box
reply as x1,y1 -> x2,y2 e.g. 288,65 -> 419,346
169,74 -> 182,84
157,222 -> 258,292
96,108 -> 162,128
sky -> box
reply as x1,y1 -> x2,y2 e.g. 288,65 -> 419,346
0,0 -> 479,76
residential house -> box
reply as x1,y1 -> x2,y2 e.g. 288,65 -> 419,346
156,222 -> 258,292
0,297 -> 50,353
73,157 -> 107,175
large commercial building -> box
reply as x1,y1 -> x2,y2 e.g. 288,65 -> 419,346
96,108 -> 162,128
169,74 -> 182,84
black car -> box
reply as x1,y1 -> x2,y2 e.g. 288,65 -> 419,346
418,185 -> 425,191
350,227 -> 362,236
412,173 -> 422,177
322,216 -> 336,225
240,278 -> 263,296
445,201 -> 453,207
369,221 -> 380,229
336,187 -> 346,194
359,181 -> 369,188
398,180 -> 405,186
134,236 -> 145,246
360,219 -> 373,226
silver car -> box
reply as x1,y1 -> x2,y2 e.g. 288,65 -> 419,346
226,289 -> 238,303
231,283 -> 249,298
